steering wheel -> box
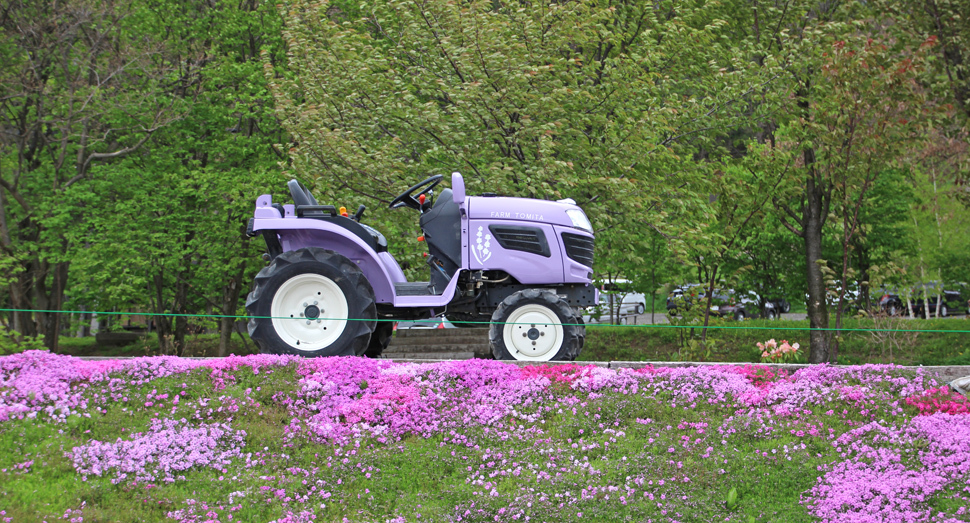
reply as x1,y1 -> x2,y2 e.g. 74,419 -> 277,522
389,174 -> 443,210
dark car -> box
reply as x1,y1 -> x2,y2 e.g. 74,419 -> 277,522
913,288 -> 963,318
666,284 -> 705,314
740,291 -> 781,320
878,292 -> 905,316
666,285 -> 758,321
770,297 -> 791,313
705,291 -> 746,320
879,283 -> 964,318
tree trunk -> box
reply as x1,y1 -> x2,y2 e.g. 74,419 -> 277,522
173,269 -> 189,357
218,265 -> 246,357
650,233 -> 657,324
700,265 -> 719,341
8,274 -> 36,336
152,271 -> 174,354
804,166 -> 831,363
38,261 -> 70,352
155,317 -> 173,354
856,242 -> 872,312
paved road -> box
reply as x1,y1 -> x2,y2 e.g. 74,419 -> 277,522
609,311 -> 966,325
612,312 -> 808,325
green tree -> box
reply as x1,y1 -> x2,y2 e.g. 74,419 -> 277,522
0,0 -> 182,348
726,218 -> 805,315
690,159 -> 789,340
270,0 -> 781,280
771,19 -> 928,362
58,0 -> 288,355
877,0 -> 970,206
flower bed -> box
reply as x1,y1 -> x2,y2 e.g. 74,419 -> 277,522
1,351 -> 969,522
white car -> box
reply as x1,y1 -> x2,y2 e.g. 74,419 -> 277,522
582,279 -> 646,324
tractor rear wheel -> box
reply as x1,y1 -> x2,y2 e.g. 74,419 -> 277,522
489,289 -> 584,361
246,248 -> 376,357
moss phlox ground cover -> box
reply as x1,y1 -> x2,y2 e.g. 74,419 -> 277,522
1,350 -> 969,522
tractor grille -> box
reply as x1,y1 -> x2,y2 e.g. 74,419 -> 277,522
561,232 -> 594,268
489,226 -> 550,257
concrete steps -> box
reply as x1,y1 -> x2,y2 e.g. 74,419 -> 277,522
384,327 -> 491,360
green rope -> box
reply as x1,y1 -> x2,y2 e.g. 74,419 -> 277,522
2,308 -> 970,334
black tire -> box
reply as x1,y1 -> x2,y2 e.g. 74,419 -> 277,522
734,310 -> 746,321
887,304 -> 899,317
574,312 -> 586,353
940,304 -> 948,318
364,321 -> 393,358
635,303 -> 645,315
246,248 -> 376,357
765,308 -> 777,320
489,289 -> 584,361
781,300 -> 791,313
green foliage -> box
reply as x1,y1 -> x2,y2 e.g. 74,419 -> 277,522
271,0 -> 782,279
726,486 -> 739,511
577,318 -> 970,366
2,0 -> 969,354
679,337 -> 718,363
0,325 -> 44,355
0,0 -> 290,353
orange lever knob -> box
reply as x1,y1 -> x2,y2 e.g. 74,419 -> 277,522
339,206 -> 348,217
418,194 -> 426,204
417,235 -> 425,242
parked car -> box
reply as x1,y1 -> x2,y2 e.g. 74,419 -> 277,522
666,283 -> 705,315
705,290 -> 752,321
770,297 -> 791,313
584,279 -> 647,324
913,285 -> 963,318
879,283 -> 964,318
878,292 -> 904,316
814,281 -> 869,315
666,285 -> 757,321
740,291 -> 780,320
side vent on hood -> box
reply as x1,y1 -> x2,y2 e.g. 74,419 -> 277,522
561,232 -> 594,268
488,225 -> 551,257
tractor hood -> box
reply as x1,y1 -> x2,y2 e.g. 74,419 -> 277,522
465,195 -> 593,233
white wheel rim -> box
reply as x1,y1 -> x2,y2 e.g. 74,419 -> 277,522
271,273 -> 348,352
502,304 -> 565,361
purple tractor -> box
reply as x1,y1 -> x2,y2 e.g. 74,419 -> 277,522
245,172 -> 596,361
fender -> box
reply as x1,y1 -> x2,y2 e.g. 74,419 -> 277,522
252,208 -> 402,304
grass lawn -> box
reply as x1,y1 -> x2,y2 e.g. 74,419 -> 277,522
49,317 -> 970,367
580,317 -> 970,366
1,353 -> 969,522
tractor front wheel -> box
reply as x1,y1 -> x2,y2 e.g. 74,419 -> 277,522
246,248 -> 376,357
489,289 -> 584,361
